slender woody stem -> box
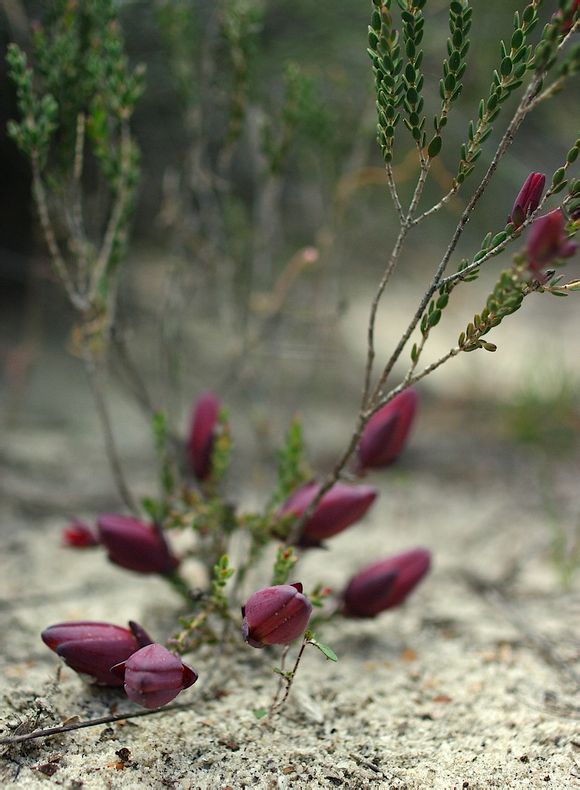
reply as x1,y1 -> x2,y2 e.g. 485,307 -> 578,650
289,68 -> 546,545
90,122 -> 133,299
270,637 -> 307,715
31,159 -> 86,311
370,71 -> 543,405
385,163 -> 405,225
82,347 -> 138,514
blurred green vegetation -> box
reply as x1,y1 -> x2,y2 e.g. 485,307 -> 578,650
2,1 -> 577,276
502,370 -> 580,453
114,0 -> 577,254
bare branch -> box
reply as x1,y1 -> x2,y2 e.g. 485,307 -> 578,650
82,347 -> 138,514
89,122 -> 133,299
31,160 -> 86,311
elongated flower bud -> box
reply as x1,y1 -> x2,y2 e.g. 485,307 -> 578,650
242,583 -> 312,648
97,514 -> 179,575
62,518 -> 99,548
342,548 -> 431,618
358,389 -> 418,471
187,392 -> 220,481
279,481 -> 377,546
526,209 -> 577,272
509,172 -> 545,228
112,643 -> 198,709
41,621 -> 152,686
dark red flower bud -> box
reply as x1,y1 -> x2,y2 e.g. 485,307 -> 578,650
111,643 -> 197,709
553,0 -> 579,34
242,583 -> 313,648
63,518 -> 99,548
509,172 -> 545,228
358,389 -> 418,471
527,209 -> 577,272
97,514 -> 179,575
41,621 -> 152,686
342,547 -> 431,618
187,392 -> 220,481
279,482 -> 377,546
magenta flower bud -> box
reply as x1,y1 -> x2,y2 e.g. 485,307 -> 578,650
279,481 -> 377,546
111,643 -> 198,709
97,514 -> 179,575
41,621 -> 152,686
358,389 -> 418,472
342,547 -> 431,618
509,172 -> 545,228
242,583 -> 313,648
63,518 -> 99,548
187,392 -> 220,481
527,209 -> 578,272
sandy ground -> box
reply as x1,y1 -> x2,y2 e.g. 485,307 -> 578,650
1,283 -> 580,789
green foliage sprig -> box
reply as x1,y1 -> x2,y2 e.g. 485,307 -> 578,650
398,0 -> 427,148
369,0 -> 403,163
429,1 -> 472,159
7,0 -> 143,320
455,2 -> 540,188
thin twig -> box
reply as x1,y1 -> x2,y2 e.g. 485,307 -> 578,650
82,347 -> 138,514
31,160 -> 86,311
411,185 -> 458,226
362,147 -> 429,408
0,701 -> 198,747
270,643 -> 291,711
270,638 -> 308,715
69,112 -> 90,288
370,71 -> 544,405
361,223 -> 409,409
89,122 -> 133,299
289,70 -> 547,544
407,149 -> 430,218
385,163 -> 405,225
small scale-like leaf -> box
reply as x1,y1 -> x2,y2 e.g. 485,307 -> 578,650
253,708 -> 268,720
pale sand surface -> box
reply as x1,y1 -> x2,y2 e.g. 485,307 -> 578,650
1,286 -> 579,789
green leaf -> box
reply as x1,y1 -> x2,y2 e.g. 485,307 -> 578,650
427,135 -> 442,157
253,708 -> 268,720
309,639 -> 338,662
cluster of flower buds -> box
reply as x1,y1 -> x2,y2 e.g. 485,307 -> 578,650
342,547 -> 431,618
279,481 -> 377,546
41,621 -> 152,687
357,389 -> 418,472
42,621 -> 197,708
51,388 -> 431,711
63,514 -> 179,576
526,208 -> 577,273
187,392 -> 220,481
242,583 -> 313,648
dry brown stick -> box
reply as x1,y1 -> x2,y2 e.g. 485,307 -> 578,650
0,701 -> 198,748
